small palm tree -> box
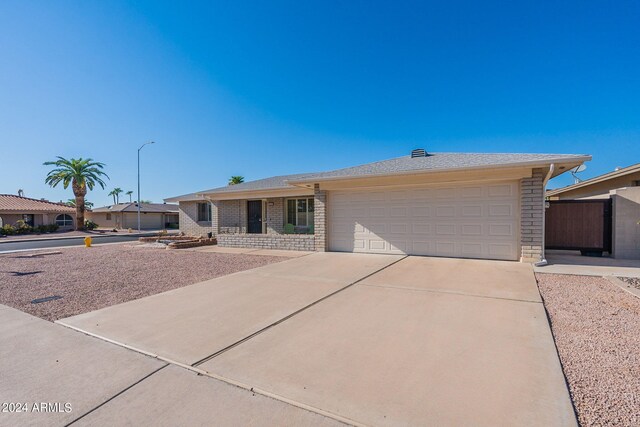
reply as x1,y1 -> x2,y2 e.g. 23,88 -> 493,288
44,157 -> 109,230
109,187 -> 122,205
126,190 -> 133,202
108,189 -> 117,204
229,176 -> 244,185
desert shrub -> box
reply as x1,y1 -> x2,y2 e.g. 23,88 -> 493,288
14,220 -> 33,234
84,219 -> 98,230
46,224 -> 59,232
35,225 -> 47,233
0,224 -> 16,235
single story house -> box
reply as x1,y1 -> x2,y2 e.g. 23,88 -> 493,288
166,150 -> 589,262
86,202 -> 179,230
0,194 -> 76,230
547,162 -> 640,259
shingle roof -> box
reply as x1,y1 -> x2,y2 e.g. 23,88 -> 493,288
165,152 -> 589,200
91,203 -> 178,213
0,194 -> 76,213
165,173 -> 315,202
289,153 -> 589,183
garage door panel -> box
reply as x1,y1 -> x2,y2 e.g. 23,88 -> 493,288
461,224 -> 483,236
489,224 -> 514,237
412,223 -> 432,234
329,183 -> 519,261
435,206 -> 456,217
488,183 -> 514,197
458,186 -> 485,198
461,205 -> 483,217
461,242 -> 484,257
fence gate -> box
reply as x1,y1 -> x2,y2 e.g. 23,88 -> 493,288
545,199 -> 612,254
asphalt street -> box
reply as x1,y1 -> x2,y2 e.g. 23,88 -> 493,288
0,235 -> 143,253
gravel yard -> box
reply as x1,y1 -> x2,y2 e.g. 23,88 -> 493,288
0,244 -> 289,321
536,273 -> 640,427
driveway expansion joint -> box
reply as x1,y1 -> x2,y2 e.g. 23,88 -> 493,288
191,255 -> 409,367
64,363 -> 170,426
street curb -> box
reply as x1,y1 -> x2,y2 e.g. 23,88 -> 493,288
0,232 -> 168,244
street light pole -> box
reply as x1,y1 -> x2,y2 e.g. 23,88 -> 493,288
137,141 -> 155,232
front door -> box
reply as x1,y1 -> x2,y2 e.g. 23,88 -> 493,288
247,200 -> 262,234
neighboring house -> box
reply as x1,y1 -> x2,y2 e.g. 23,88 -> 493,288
166,150 -> 588,263
0,194 -> 76,230
86,203 -> 179,230
547,162 -> 640,259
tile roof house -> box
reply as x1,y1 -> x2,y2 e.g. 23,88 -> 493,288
85,202 -> 179,230
166,150 -> 590,262
0,194 -> 76,230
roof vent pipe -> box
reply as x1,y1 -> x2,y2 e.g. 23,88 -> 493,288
411,148 -> 427,158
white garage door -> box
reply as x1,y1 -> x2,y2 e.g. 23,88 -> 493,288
123,213 -> 163,230
328,181 -> 520,261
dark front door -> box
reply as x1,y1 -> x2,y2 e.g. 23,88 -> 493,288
247,200 -> 262,234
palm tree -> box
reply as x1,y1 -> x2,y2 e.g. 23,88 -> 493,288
44,157 -> 109,230
108,189 -> 117,204
126,190 -> 133,202
228,176 -> 244,185
67,199 -> 93,209
111,187 -> 123,204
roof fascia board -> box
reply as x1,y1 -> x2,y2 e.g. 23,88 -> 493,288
286,156 -> 591,186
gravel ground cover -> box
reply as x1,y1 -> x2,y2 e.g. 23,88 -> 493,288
0,244 -> 289,321
536,273 -> 640,427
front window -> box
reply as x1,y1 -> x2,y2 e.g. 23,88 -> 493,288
22,214 -> 34,227
56,214 -> 73,227
197,202 -> 212,222
286,198 -> 314,229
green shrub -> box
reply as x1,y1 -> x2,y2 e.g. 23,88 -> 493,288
14,220 -> 33,234
84,219 -> 98,230
35,225 -> 47,233
0,224 -> 16,235
46,224 -> 59,232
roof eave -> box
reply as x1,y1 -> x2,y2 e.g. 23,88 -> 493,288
547,162 -> 640,196
286,156 -> 591,186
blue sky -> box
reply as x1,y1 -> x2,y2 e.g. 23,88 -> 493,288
1,0 -> 638,206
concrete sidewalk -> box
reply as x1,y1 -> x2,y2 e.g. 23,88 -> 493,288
535,250 -> 640,277
0,305 -> 164,426
0,305 -> 341,426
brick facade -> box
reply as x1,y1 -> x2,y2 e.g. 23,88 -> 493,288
314,184 -> 327,252
178,201 -> 217,237
217,233 -> 315,251
266,198 -> 285,234
520,168 -> 545,262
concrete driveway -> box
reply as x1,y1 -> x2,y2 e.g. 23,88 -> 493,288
57,253 -> 575,426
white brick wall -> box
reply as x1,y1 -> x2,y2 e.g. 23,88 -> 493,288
178,201 -> 217,237
266,198 -> 285,234
314,184 -> 327,252
217,233 -> 315,251
520,169 -> 545,262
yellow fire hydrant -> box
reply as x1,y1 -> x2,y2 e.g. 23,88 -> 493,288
84,236 -> 92,247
